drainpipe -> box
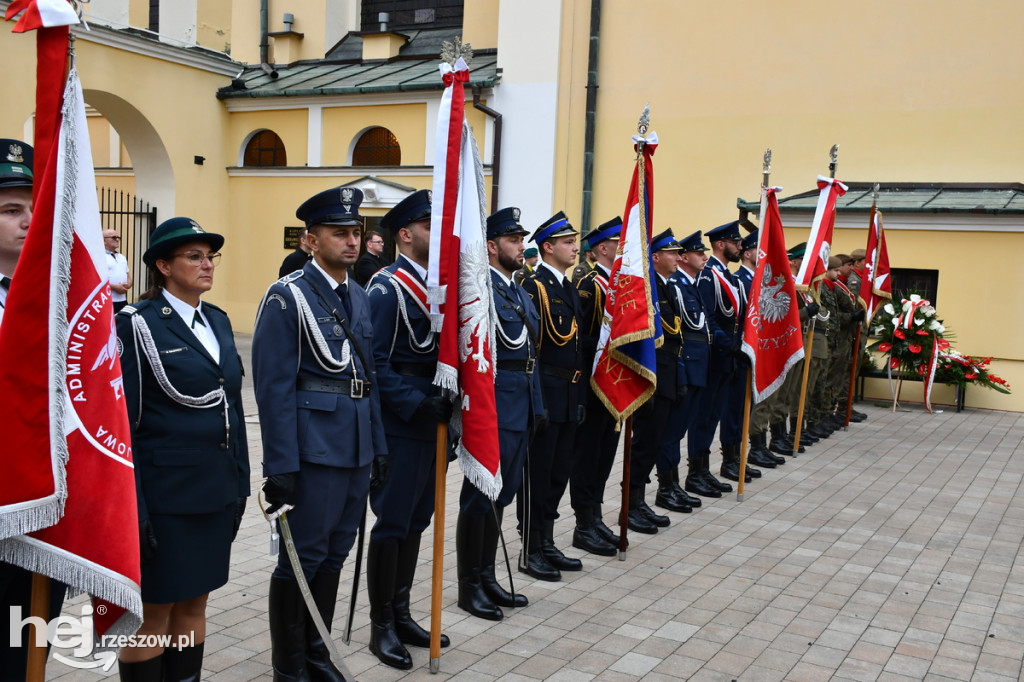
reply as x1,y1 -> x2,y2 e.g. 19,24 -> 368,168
473,85 -> 502,214
259,0 -> 278,78
580,0 -> 601,234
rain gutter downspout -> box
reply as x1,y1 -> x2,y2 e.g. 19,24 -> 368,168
473,85 -> 502,214
580,0 -> 601,234
259,0 -> 278,78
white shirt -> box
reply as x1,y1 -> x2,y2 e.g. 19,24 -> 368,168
162,288 -> 220,363
310,258 -> 343,290
489,265 -> 514,288
106,251 -> 130,303
675,267 -> 696,285
538,259 -> 570,285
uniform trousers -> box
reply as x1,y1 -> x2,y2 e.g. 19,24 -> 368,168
274,462 -> 371,581
689,364 -> 732,459
370,435 -> 436,542
719,367 -> 747,446
460,427 -> 528,515
657,386 -> 702,471
569,388 -> 620,513
526,419 -> 579,525
631,395 -> 675,487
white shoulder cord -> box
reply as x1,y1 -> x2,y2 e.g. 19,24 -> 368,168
712,272 -> 735,316
676,287 -> 706,332
386,274 -> 435,354
131,314 -> 230,446
494,291 -> 529,350
286,283 -> 354,375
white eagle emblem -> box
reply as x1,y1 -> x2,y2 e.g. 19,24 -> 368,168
458,247 -> 492,372
757,264 -> 791,324
512,207 -> 521,222
189,219 -> 204,234
6,143 -> 23,163
341,187 -> 355,204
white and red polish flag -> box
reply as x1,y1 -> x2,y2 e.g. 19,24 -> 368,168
794,175 -> 848,291
741,187 -> 805,403
0,61 -> 143,639
863,205 -> 892,324
5,0 -> 78,31
427,58 -> 501,499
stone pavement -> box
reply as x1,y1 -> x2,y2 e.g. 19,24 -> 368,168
47,333 -> 1024,681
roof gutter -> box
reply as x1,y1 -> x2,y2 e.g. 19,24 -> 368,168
473,85 -> 502,214
580,0 -> 602,234
259,0 -> 278,78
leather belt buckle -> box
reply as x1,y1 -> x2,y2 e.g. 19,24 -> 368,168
350,379 -> 366,399
525,358 -> 535,375
571,370 -> 582,384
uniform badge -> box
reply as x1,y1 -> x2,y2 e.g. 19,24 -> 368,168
6,143 -> 23,163
162,306 -> 172,315
426,190 -> 432,204
341,187 -> 355,212
333,325 -> 343,336
189,219 -> 204,234
512,207 -> 521,222
116,337 -> 124,358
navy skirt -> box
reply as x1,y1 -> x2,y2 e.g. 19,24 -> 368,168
141,502 -> 235,604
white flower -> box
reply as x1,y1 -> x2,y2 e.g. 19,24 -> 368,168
892,317 -> 901,328
914,318 -> 925,327
909,294 -> 922,303
883,303 -> 895,315
937,324 -> 945,334
928,319 -> 941,330
922,306 -> 935,316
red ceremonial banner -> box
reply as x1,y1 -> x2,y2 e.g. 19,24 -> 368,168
863,206 -> 892,324
741,187 -> 805,403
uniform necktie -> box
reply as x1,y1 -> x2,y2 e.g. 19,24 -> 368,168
0,276 -> 10,291
191,310 -> 205,328
336,283 -> 352,319
562,277 -> 575,300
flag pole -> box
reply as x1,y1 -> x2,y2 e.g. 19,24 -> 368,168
843,183 -> 879,427
26,574 -> 50,682
429,421 -> 447,673
738,149 -> 771,500
793,144 -> 839,455
618,416 -> 632,560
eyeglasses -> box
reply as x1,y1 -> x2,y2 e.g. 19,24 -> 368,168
173,251 -> 222,266
368,239 -> 383,245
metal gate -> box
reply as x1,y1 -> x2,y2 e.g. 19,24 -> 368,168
97,188 -> 157,303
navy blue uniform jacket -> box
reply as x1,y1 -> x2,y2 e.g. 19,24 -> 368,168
252,264 -> 387,475
116,295 -> 250,519
491,269 -> 544,430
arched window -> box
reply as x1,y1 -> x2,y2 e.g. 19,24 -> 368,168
243,130 -> 287,166
352,127 -> 401,166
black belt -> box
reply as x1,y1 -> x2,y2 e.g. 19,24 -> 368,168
297,376 -> 370,399
391,362 -> 435,378
540,365 -> 583,383
663,341 -> 683,358
683,331 -> 710,344
497,358 -> 536,374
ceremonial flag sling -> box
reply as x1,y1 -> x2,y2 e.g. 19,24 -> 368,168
794,176 -> 848,292
426,56 -> 500,670
0,58 -> 143,656
741,188 -> 806,404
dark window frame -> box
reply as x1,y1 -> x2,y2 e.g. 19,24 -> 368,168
889,267 -> 939,309
243,130 -> 287,167
352,127 -> 401,167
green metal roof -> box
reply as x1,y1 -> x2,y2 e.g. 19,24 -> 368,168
217,50 -> 498,100
736,183 -> 1024,215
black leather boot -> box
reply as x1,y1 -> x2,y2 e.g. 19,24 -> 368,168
757,432 -> 786,465
626,487 -> 658,534
572,506 -> 617,556
592,504 -> 624,547
118,655 -> 165,682
163,642 -> 204,682
768,421 -> 790,455
654,470 -> 692,513
519,528 -> 561,581
540,520 -> 582,571
269,576 -> 312,681
747,434 -> 778,468
702,452 -> 733,492
304,571 -> 345,682
720,443 -> 752,483
792,417 -> 817,445
684,457 -> 722,498
669,468 -> 701,507
367,539 -> 412,670
481,508 -> 528,607
394,532 -> 449,649
457,513 -> 503,621
806,421 -> 831,439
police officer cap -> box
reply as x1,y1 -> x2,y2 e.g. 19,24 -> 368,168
787,242 -> 807,259
486,206 -> 529,240
0,139 -> 33,189
530,211 -> 576,244
677,230 -> 709,253
297,186 -> 364,228
380,189 -> 432,233
705,220 -> 742,243
651,229 -> 682,252
524,247 -> 539,258
583,216 -> 622,249
144,217 -> 225,267
741,229 -> 759,252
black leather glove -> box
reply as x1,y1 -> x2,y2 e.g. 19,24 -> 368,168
533,411 -> 550,436
852,309 -> 866,322
733,348 -> 751,367
370,455 -> 391,491
263,472 -> 297,514
139,518 -> 158,562
231,497 -> 246,541
674,383 -> 689,406
416,395 -> 454,423
806,302 -> 820,317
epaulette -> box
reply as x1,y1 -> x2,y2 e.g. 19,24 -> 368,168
203,301 -> 226,314
279,270 -> 305,285
578,289 -> 593,299
117,304 -> 139,316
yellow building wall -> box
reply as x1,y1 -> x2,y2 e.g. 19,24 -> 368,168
322,104 -> 426,166
197,1 -> 233,53
462,0 -> 499,49
230,0 -> 330,64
